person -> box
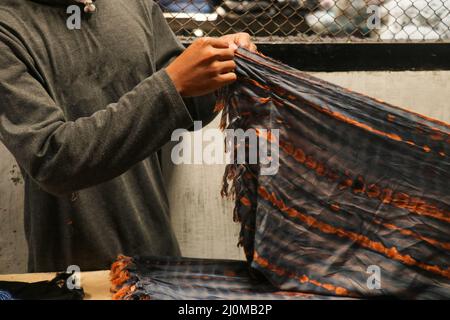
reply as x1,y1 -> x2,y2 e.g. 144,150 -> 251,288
0,0 -> 256,272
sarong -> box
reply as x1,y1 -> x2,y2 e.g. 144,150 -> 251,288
111,49 -> 450,299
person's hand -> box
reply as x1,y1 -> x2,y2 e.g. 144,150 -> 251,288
219,32 -> 257,52
166,37 -> 237,97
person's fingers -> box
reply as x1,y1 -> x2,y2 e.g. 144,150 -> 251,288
229,43 -> 238,51
249,43 -> 258,52
209,47 -> 236,61
236,33 -> 252,48
206,37 -> 233,49
232,33 -> 254,50
217,72 -> 237,85
214,60 -> 236,74
229,33 -> 257,52
217,38 -> 238,51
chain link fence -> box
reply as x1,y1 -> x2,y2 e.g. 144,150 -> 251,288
158,0 -> 450,42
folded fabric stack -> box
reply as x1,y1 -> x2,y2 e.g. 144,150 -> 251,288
110,255 -> 344,300
111,49 -> 449,300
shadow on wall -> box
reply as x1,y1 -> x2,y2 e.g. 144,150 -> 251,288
161,115 -> 245,262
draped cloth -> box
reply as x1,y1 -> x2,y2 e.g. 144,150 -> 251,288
111,49 -> 450,300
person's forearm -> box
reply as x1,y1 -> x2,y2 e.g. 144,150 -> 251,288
21,70 -> 193,195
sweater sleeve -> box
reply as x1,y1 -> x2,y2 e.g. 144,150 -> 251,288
0,31 -> 194,196
151,2 -> 217,129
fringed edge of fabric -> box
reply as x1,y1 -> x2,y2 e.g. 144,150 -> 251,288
110,255 -> 150,300
216,85 -> 258,263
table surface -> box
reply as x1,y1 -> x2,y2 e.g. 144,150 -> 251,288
0,270 -> 112,300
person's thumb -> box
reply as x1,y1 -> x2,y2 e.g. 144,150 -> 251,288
229,43 -> 238,51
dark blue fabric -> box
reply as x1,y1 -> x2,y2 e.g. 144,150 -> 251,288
219,49 -> 450,299
0,290 -> 14,300
111,256 -> 347,299
112,49 -> 449,300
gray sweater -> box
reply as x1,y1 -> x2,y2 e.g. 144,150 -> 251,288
0,0 -> 216,272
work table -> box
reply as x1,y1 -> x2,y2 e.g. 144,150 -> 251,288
0,270 -> 112,300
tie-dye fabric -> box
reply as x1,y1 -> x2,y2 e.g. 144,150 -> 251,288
111,49 -> 449,300
110,255 -> 347,300
218,48 -> 450,299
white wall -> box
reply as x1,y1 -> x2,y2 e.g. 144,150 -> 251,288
0,148 -> 27,273
1,71 -> 449,274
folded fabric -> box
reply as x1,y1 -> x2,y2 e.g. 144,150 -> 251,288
0,273 -> 84,300
218,48 -> 450,299
110,255 -> 346,300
